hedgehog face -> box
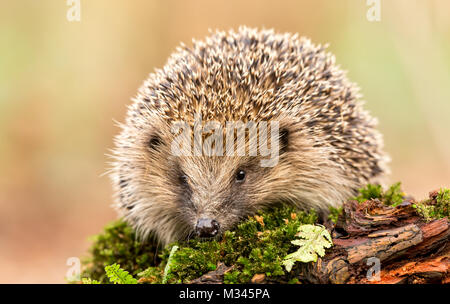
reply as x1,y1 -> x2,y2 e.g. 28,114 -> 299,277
113,114 -> 363,246
113,117 -> 292,245
174,155 -> 258,239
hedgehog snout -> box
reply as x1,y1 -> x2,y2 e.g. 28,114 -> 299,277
194,218 -> 220,238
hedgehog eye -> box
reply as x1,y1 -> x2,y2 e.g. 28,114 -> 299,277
179,174 -> 189,185
235,170 -> 246,183
148,135 -> 162,150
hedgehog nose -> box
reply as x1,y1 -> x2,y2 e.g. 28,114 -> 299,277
195,218 -> 220,238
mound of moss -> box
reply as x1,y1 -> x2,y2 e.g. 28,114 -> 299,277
82,206 -> 318,284
350,182 -> 449,220
81,183 -> 449,284
81,221 -> 160,283
412,188 -> 449,221
352,182 -> 405,206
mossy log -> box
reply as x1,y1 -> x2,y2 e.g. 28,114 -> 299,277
301,199 -> 449,284
192,198 -> 449,284
82,185 -> 449,284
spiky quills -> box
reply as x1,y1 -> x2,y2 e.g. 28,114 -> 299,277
111,27 -> 390,245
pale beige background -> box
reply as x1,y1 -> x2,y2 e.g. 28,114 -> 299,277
0,0 -> 449,283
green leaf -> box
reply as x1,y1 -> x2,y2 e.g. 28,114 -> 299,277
283,224 -> 333,272
105,263 -> 138,284
162,245 -> 179,284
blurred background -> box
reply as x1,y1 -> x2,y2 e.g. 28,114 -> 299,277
0,0 -> 449,283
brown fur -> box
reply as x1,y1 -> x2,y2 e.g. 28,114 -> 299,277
110,27 -> 390,246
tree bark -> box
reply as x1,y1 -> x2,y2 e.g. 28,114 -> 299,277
301,199 -> 449,284
192,198 -> 449,284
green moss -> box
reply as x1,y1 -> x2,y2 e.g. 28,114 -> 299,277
383,182 -> 405,206
81,220 -> 160,283
354,183 -> 450,220
328,206 -> 343,223
353,182 -> 404,206
353,183 -> 449,221
354,183 -> 383,203
82,183 -> 446,284
82,206 -> 318,284
435,188 -> 450,216
413,188 -> 450,221
156,207 -> 318,284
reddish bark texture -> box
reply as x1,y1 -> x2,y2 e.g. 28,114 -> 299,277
304,199 -> 449,284
191,198 -> 449,284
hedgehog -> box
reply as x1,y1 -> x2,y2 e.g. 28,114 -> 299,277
111,27 -> 390,246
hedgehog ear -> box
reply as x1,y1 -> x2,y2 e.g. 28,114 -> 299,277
147,134 -> 162,150
279,128 -> 289,154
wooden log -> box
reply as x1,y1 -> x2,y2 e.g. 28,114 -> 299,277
301,199 -> 449,284
191,198 -> 449,284
189,262 -> 234,284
